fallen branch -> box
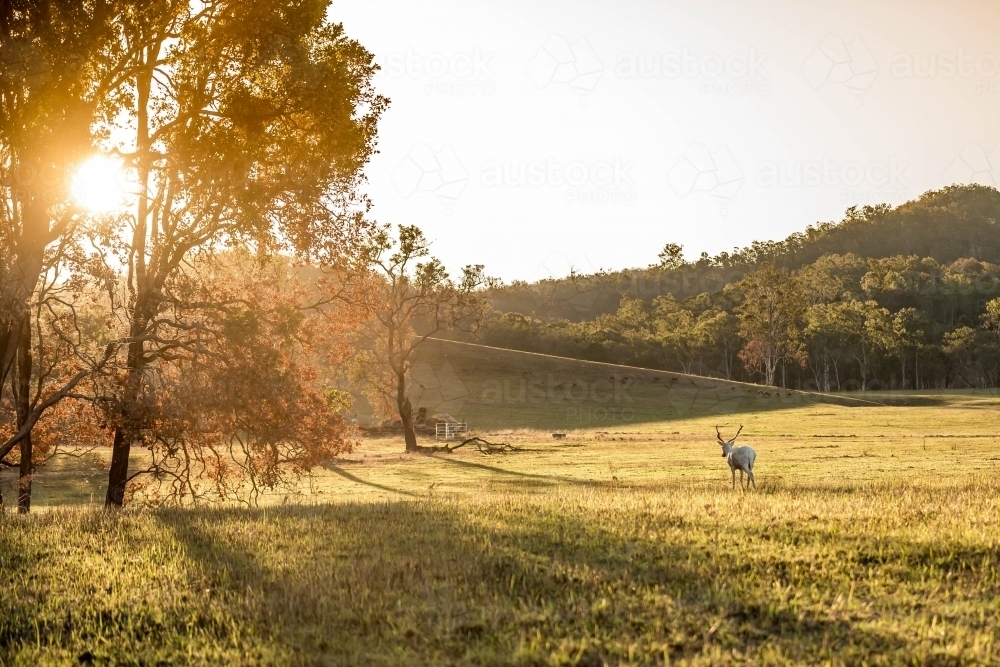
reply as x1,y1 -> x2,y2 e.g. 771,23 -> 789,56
415,437 -> 519,455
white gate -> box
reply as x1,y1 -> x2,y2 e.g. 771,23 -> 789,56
435,422 -> 468,440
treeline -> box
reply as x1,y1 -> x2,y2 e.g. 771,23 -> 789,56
483,252 -> 1000,392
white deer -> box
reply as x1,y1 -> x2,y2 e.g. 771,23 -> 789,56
715,425 -> 756,490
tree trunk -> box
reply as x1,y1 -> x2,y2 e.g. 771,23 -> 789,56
0,225 -> 46,398
860,342 -> 868,392
106,50 -> 156,508
15,319 -> 32,513
104,314 -> 148,507
809,361 -> 822,392
105,427 -> 130,507
396,372 -> 418,452
822,352 -> 830,393
764,348 -> 776,386
17,436 -> 32,514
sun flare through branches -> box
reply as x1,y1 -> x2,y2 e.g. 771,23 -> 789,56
71,156 -> 126,213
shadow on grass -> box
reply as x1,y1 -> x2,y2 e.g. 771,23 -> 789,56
6,500 -> 955,663
144,502 -> 916,665
324,464 -> 420,497
461,388 -> 883,431
429,455 -> 602,488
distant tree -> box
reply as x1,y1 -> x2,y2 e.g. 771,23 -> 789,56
736,264 -> 808,386
483,312 -> 537,351
942,326 -> 990,388
890,308 -> 929,389
841,300 -> 892,392
804,303 -> 851,392
597,296 -> 654,365
861,256 -> 942,315
656,243 -> 686,269
353,225 -> 492,452
696,309 -> 741,379
979,298 -> 1000,384
798,253 -> 866,304
651,295 -> 703,374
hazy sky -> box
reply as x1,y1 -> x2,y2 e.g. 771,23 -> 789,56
332,0 -> 1000,282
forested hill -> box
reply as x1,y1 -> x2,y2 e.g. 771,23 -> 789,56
485,184 -> 1000,321
757,184 -> 1000,270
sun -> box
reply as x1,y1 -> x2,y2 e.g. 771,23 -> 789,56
71,156 -> 126,213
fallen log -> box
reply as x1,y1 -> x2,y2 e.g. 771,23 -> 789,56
413,437 -> 519,455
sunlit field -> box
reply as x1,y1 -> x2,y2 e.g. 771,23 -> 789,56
3,351 -> 1000,665
5,1 -> 1000,665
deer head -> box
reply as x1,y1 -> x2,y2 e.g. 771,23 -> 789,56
715,424 -> 743,457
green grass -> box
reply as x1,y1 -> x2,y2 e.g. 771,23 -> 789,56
3,343 -> 1000,664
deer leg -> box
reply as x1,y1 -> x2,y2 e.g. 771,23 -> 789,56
748,469 -> 756,490
731,467 -> 736,490
739,469 -> 746,490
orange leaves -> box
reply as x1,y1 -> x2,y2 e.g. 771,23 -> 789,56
122,252 -> 357,505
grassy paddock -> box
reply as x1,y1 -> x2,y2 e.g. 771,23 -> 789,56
3,388 -> 1000,664
1,482 -> 999,665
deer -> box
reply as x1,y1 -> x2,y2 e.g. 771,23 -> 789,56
715,425 -> 756,491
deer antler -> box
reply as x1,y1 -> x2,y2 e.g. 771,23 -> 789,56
714,425 -> 724,442
729,424 -> 744,443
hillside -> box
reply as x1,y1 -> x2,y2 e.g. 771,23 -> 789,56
346,338 -> 880,431
485,184 -> 1000,321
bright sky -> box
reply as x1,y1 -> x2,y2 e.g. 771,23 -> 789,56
332,0 -> 1000,282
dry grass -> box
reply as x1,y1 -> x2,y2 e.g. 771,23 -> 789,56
3,343 -> 1000,664
2,477 -> 999,665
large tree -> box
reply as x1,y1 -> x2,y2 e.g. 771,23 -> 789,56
0,0 -> 129,506
91,0 -> 386,506
1,0 -> 110,389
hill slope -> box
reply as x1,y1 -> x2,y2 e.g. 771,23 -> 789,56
356,338 -> 879,431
